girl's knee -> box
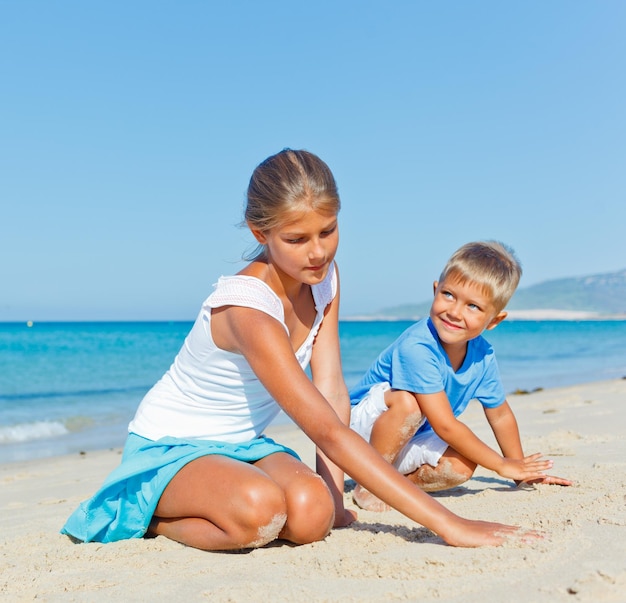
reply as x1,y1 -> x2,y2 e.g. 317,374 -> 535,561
283,474 -> 335,544
230,479 -> 288,547
242,511 -> 287,548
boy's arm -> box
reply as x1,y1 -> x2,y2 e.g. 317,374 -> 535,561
416,391 -> 553,482
484,402 -> 573,486
483,401 -> 524,459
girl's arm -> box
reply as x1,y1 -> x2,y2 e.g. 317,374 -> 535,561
222,304 -> 536,547
308,271 -> 357,527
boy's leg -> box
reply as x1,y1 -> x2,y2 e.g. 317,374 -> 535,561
406,446 -> 477,492
352,388 -> 423,511
370,389 -> 423,463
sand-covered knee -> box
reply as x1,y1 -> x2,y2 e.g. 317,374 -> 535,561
244,513 -> 287,548
399,413 -> 423,440
421,459 -> 468,491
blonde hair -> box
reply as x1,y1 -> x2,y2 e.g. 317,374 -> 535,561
439,241 -> 522,312
243,149 -> 340,259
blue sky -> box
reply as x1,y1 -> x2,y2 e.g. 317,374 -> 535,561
2,1 -> 625,321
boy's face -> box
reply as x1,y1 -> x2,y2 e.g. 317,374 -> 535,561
430,276 -> 506,350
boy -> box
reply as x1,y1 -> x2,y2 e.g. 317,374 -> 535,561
349,241 -> 572,511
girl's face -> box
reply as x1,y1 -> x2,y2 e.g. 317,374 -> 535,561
251,207 -> 339,286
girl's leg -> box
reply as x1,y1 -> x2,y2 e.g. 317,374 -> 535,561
406,447 -> 477,492
254,452 -> 335,544
354,389 -> 422,511
149,454 -> 289,551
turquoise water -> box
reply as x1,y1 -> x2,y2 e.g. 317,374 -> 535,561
1,320 -> 625,463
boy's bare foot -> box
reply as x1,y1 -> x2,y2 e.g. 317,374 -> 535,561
352,484 -> 391,512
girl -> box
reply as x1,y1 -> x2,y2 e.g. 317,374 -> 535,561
62,149 -> 533,550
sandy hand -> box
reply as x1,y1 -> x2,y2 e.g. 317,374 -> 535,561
517,474 -> 574,487
498,452 -> 555,482
441,518 -> 544,548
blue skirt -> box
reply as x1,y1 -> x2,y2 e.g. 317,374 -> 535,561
61,433 -> 299,543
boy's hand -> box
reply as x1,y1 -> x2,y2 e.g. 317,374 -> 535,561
516,474 -> 574,487
498,452 -> 555,482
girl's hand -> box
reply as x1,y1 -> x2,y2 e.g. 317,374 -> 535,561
442,517 -> 544,547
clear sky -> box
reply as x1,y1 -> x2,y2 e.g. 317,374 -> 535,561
2,1 -> 625,321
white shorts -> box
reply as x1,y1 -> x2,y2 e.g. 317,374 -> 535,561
350,382 -> 449,474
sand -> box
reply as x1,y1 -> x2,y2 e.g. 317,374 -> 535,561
1,378 -> 625,602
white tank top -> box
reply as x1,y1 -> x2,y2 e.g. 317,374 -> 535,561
128,265 -> 337,443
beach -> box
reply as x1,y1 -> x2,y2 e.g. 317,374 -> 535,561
1,378 -> 625,602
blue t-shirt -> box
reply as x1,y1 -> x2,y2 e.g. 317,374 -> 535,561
349,317 -> 505,435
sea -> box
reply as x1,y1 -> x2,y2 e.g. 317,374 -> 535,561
1,320 -> 625,464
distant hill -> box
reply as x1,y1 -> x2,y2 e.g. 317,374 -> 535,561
349,268 -> 626,320
507,269 -> 626,315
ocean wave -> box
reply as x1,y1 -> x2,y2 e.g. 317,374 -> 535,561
0,420 -> 70,444
0,385 -> 149,402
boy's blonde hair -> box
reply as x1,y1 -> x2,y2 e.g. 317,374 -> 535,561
439,241 -> 522,313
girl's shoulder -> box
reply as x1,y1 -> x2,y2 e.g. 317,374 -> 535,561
207,262 -> 338,322
207,275 -> 285,323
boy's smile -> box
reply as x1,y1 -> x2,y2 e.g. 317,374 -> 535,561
430,275 -> 506,357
